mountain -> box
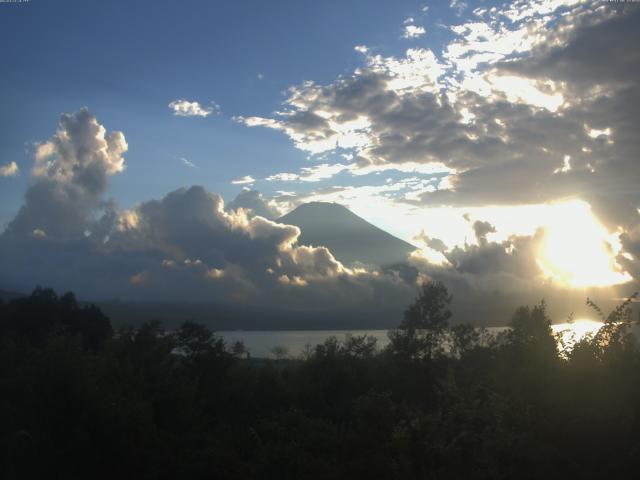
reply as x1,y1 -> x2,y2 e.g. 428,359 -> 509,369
0,289 -> 25,302
98,298 -> 402,330
278,202 -> 417,267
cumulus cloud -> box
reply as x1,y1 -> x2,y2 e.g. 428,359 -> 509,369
33,107 -> 127,183
226,189 -> 283,220
0,161 -> 19,177
168,99 -> 218,117
472,220 -> 496,245
5,108 -> 127,240
0,109 -> 417,316
403,24 -> 426,39
85,185 -> 415,310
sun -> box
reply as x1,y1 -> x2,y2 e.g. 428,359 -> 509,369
536,201 -> 631,288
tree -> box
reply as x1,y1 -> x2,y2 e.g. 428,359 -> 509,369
176,320 -> 215,356
450,323 -> 482,358
343,334 -> 378,359
271,345 -> 289,361
509,302 -> 551,338
231,340 -> 248,358
389,280 -> 452,360
507,301 -> 557,356
576,292 -> 639,363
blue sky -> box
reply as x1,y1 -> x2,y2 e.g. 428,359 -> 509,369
0,0 -> 460,228
0,0 -> 638,308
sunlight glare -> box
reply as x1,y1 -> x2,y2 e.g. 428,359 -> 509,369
536,201 -> 631,288
552,319 -> 604,345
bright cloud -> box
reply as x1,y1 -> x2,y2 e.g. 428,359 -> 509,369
231,175 -> 256,185
240,3 -> 639,242
168,99 -> 218,117
267,163 -> 350,182
403,24 -> 426,39
487,74 -> 565,111
33,107 -> 127,182
0,161 -> 19,177
6,108 -> 127,240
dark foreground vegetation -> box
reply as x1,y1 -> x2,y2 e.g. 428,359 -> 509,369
1,283 -> 639,479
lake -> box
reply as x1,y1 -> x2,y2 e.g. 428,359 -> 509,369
218,319 -> 612,358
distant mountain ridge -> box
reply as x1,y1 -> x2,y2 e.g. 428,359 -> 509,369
278,202 -> 416,267
0,289 -> 25,302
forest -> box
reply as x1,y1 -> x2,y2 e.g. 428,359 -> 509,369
1,282 -> 639,479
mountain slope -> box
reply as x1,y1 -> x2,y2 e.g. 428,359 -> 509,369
278,202 -> 416,267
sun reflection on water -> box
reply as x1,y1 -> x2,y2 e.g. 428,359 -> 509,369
552,319 -> 604,349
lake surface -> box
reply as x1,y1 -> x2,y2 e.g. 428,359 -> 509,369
219,319 -> 612,358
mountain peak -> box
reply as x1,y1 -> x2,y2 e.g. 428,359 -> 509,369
288,201 -> 353,212
278,202 -> 416,267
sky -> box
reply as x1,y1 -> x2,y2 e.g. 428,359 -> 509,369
1,0 -> 639,321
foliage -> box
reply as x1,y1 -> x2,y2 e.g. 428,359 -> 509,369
0,285 -> 639,479
388,280 -> 452,360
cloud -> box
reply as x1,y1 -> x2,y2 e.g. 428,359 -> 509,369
408,225 -> 629,321
5,108 -> 127,240
66,185 -> 414,310
178,157 -> 198,168
267,163 -> 350,183
238,4 -> 640,268
226,189 -> 283,220
449,0 -> 467,16
0,161 -> 19,177
0,109 -> 418,316
168,99 -> 218,117
231,175 -> 256,185
403,24 -> 426,39
4,4 -> 640,323
472,220 -> 496,245
0,108 -> 630,325
32,107 -> 127,184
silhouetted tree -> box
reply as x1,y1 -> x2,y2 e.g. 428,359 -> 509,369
231,339 -> 248,358
388,280 -> 452,360
0,287 -> 111,350
343,334 -> 378,359
450,323 -> 482,358
177,320 -> 215,356
507,300 -> 556,357
586,292 -> 638,360
2,285 -> 640,479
